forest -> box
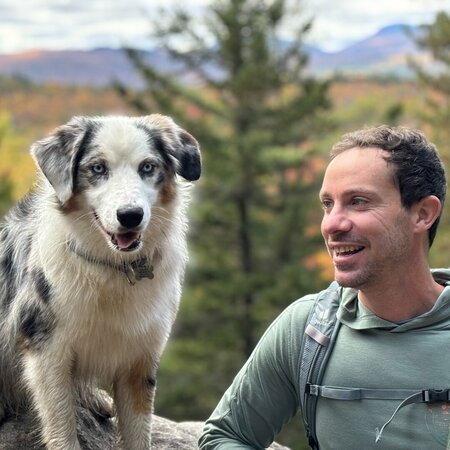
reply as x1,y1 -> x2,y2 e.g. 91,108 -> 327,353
0,3 -> 449,449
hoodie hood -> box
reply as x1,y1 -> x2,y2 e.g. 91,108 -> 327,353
336,268 -> 450,332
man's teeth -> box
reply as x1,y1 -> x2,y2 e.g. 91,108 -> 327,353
335,245 -> 363,255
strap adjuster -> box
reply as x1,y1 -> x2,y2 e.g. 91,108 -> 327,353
422,389 -> 450,403
305,383 -> 319,396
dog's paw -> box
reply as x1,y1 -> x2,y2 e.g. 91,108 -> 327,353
91,390 -> 115,420
80,388 -> 115,421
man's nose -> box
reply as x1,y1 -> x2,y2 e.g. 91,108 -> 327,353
321,207 -> 352,237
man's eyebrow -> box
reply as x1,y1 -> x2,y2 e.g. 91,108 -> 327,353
319,188 -> 378,199
344,188 -> 377,196
318,190 -> 328,200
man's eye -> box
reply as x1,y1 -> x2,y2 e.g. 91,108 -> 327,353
321,200 -> 333,210
352,198 -> 367,206
91,163 -> 107,175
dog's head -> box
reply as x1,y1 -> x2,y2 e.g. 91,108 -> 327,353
31,115 -> 201,252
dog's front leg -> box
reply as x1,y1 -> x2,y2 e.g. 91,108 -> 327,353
113,359 -> 157,450
23,350 -> 80,450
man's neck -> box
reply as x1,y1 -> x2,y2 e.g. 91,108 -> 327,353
357,270 -> 444,322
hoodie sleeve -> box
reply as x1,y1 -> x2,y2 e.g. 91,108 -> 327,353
198,296 -> 315,449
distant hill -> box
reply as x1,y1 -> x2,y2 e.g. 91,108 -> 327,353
307,24 -> 430,76
0,48 -> 148,87
0,24 -> 431,87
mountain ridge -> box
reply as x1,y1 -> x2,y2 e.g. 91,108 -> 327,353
0,24 -> 429,87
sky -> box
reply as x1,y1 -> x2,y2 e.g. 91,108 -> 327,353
0,0 -> 448,54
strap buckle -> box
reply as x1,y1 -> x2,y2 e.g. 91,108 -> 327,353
305,383 -> 320,396
422,389 -> 450,403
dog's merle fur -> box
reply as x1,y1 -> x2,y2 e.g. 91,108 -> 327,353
0,115 -> 201,449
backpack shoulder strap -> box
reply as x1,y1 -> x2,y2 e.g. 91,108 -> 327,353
298,281 -> 342,450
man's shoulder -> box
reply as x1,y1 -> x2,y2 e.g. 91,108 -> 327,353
257,283 -> 345,355
280,292 -> 317,320
283,282 -> 343,318
274,282 -> 350,335
270,289 -> 331,333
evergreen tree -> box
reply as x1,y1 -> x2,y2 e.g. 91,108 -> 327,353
117,0 -> 332,428
411,11 -> 450,145
411,12 -> 450,266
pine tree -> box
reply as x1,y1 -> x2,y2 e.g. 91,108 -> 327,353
411,12 -> 450,266
412,11 -> 450,144
117,0 -> 332,425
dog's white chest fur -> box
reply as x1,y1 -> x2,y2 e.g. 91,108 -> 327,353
36,205 -> 185,381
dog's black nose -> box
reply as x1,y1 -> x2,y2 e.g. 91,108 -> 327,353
117,207 -> 144,229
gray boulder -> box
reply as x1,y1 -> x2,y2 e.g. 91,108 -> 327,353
0,407 -> 290,449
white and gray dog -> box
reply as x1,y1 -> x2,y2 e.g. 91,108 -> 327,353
0,114 -> 201,449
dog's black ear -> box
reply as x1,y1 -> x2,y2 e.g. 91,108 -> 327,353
142,115 -> 201,181
31,117 -> 93,204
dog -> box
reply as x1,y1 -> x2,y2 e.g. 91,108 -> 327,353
0,114 -> 201,449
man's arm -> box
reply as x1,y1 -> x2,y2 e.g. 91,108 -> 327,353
198,297 -> 314,449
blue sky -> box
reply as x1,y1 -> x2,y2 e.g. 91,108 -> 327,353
0,0 -> 448,54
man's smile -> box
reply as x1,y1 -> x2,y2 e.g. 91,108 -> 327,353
333,245 -> 365,257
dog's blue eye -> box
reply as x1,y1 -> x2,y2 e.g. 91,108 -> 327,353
141,163 -> 155,174
92,164 -> 106,175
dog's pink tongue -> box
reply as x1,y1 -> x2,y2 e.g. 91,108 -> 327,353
116,232 -> 139,249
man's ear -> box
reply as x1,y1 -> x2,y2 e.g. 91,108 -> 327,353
31,117 -> 93,204
412,195 -> 442,234
140,114 -> 201,181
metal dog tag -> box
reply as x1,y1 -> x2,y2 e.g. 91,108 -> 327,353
125,259 -> 154,285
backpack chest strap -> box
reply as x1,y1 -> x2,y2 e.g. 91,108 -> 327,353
305,384 -> 450,401
306,384 -> 450,443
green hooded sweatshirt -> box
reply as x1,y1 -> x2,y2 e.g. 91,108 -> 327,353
199,269 -> 450,449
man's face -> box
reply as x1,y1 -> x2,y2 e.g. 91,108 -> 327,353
319,147 -> 415,289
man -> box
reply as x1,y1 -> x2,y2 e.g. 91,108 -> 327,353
199,125 -> 450,449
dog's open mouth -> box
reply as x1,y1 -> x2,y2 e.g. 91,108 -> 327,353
111,232 -> 142,252
94,213 -> 142,252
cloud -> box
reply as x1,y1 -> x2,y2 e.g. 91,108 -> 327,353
0,0 -> 447,54
304,0 -> 448,50
0,1 -> 155,52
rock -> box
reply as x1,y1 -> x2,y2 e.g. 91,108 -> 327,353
0,407 -> 290,449
151,415 -> 290,449
0,405 -> 116,450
